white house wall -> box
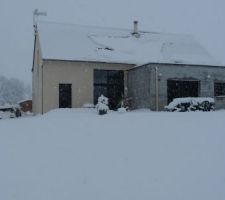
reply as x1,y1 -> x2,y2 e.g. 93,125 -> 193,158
32,32 -> 43,114
41,60 -> 133,113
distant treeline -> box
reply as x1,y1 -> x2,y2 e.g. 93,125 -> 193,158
0,76 -> 31,105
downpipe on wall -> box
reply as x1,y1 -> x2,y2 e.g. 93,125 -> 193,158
41,64 -> 44,114
155,66 -> 159,111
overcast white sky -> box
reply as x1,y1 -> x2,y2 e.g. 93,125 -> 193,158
1,0 -> 225,83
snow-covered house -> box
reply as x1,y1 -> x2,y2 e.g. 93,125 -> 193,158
32,21 -> 225,113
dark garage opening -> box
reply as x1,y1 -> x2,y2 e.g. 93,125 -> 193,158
167,80 -> 199,103
94,70 -> 124,110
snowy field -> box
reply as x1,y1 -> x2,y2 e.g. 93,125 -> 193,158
0,109 -> 225,200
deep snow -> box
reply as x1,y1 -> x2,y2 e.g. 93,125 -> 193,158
0,109 -> 225,200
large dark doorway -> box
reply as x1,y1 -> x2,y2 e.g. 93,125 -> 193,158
167,80 -> 199,103
59,84 -> 72,108
94,70 -> 124,110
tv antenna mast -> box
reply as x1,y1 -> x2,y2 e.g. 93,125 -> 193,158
33,9 -> 47,27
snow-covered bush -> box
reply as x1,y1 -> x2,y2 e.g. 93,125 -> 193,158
165,97 -> 214,112
117,95 -> 131,112
117,107 -> 127,113
96,95 -> 109,115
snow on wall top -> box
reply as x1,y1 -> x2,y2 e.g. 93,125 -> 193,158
37,21 -> 220,66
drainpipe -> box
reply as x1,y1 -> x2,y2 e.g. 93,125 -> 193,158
41,64 -> 44,114
155,66 -> 159,111
124,70 -> 128,97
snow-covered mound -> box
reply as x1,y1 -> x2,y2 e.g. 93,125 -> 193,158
165,97 -> 215,111
0,109 -> 225,200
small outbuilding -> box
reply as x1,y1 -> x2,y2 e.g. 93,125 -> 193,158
18,100 -> 32,113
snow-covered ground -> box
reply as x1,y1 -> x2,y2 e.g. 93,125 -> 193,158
0,109 -> 225,200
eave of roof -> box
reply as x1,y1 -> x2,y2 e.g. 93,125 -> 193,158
130,62 -> 225,70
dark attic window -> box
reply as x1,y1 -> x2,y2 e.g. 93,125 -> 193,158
214,82 -> 225,97
97,47 -> 114,51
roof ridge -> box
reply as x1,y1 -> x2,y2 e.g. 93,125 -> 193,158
37,20 -> 133,32
37,20 -> 192,38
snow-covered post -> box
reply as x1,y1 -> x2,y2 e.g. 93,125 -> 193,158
96,95 -> 109,115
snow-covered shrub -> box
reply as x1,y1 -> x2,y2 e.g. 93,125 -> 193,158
165,97 -> 214,112
117,107 -> 127,113
96,95 -> 109,115
117,95 -> 131,112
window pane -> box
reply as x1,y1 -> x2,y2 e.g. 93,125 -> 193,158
108,71 -> 124,85
94,85 -> 108,105
94,70 -> 108,84
93,69 -> 124,109
214,82 -> 225,96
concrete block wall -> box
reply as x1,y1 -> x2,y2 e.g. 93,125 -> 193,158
127,65 -> 151,109
128,63 -> 225,111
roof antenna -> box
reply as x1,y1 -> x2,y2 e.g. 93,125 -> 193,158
33,9 -> 47,29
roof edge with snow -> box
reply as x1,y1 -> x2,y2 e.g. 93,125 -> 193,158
37,20 -> 221,67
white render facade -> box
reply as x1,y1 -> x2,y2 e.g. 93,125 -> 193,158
33,59 -> 132,114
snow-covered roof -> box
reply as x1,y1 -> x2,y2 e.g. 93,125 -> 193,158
0,104 -> 19,110
37,21 -> 220,66
18,99 -> 32,104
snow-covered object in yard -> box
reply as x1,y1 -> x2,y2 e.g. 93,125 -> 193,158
0,104 -> 14,110
82,103 -> 95,108
0,109 -> 17,119
165,97 -> 215,111
0,111 -> 12,119
117,107 -> 127,113
96,95 -> 109,114
0,104 -> 22,118
37,21 -> 220,66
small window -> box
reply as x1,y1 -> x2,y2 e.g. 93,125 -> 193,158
214,82 -> 225,97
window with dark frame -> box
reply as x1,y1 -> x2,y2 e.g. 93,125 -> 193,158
167,80 -> 200,104
94,70 -> 124,110
214,82 -> 225,97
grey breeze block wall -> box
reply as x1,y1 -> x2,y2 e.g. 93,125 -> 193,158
127,65 -> 151,109
128,63 -> 225,111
